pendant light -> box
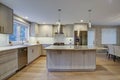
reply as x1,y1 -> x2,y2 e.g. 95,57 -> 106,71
57,9 -> 61,33
88,9 -> 92,28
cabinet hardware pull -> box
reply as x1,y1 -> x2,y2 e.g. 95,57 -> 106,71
3,26 -> 4,32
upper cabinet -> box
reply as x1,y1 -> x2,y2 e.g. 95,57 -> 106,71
0,3 -> 13,34
63,24 -> 74,37
30,23 -> 74,37
30,23 -> 53,37
74,23 -> 88,31
39,24 -> 53,37
30,22 -> 39,36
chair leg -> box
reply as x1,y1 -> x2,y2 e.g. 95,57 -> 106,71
113,55 -> 116,62
108,54 -> 111,59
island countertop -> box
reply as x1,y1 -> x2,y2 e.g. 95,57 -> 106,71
45,45 -> 107,50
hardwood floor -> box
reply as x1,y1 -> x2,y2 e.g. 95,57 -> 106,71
8,53 -> 120,80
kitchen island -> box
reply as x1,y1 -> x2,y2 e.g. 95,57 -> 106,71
45,45 -> 106,71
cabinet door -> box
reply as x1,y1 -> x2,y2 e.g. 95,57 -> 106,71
27,45 -> 41,64
72,51 -> 84,69
38,45 -> 42,56
84,51 -> 96,69
0,3 -> 13,34
39,24 -> 53,37
33,45 -> 40,59
27,46 -> 35,64
63,25 -> 74,37
30,23 -> 39,36
60,51 -> 72,69
47,50 -> 60,69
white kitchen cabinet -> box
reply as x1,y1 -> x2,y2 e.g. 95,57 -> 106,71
38,45 -> 42,56
63,24 -> 74,37
0,49 -> 18,80
74,23 -> 88,31
30,22 -> 39,36
27,45 -> 41,64
39,24 -> 53,37
30,23 -> 53,37
0,3 -> 13,34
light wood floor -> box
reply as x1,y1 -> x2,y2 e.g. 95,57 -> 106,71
8,53 -> 120,80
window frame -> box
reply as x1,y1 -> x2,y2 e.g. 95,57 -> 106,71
9,20 -> 30,44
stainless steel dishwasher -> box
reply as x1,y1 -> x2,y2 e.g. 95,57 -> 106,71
18,47 -> 27,70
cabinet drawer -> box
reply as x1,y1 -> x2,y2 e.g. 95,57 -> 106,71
0,49 -> 18,56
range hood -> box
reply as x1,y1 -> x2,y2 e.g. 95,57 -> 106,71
55,23 -> 64,34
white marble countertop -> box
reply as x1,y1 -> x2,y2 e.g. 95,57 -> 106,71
0,43 -> 41,52
45,45 -> 107,50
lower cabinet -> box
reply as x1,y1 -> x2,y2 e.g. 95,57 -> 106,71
72,51 -> 84,69
60,51 -> 72,69
47,50 -> 60,69
0,49 -> 18,80
84,51 -> 96,69
47,50 -> 72,70
0,45 -> 42,80
72,51 -> 96,70
27,45 -> 41,64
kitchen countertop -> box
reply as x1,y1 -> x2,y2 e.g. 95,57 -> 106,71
45,45 -> 107,50
0,43 -> 41,52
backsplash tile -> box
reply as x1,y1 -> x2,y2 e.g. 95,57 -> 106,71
0,34 -> 9,46
29,37 -> 74,44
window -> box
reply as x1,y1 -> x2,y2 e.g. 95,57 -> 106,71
9,21 -> 29,42
102,28 -> 116,44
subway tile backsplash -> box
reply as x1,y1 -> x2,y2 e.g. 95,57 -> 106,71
0,34 -> 9,46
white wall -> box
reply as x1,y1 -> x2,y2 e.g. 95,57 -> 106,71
0,34 -> 9,46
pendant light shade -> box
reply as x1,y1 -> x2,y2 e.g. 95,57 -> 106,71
88,22 -> 91,28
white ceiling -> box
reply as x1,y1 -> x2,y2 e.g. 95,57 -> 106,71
1,0 -> 120,25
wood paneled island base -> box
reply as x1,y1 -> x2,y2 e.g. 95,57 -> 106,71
45,45 -> 100,72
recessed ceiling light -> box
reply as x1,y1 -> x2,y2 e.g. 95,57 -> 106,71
80,20 -> 83,22
24,16 -> 28,19
43,22 -> 46,24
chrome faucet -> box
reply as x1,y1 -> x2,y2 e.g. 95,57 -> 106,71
21,39 -> 24,44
